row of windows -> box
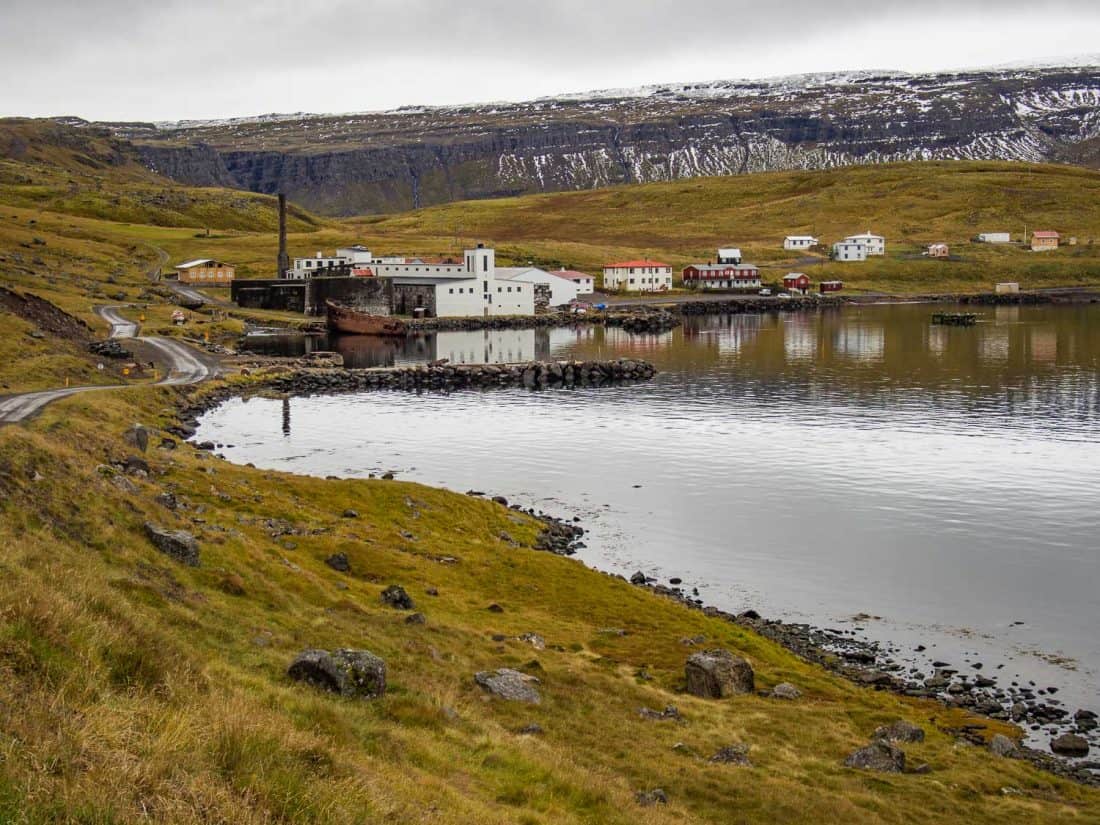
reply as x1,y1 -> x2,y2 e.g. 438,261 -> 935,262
627,277 -> 672,284
191,270 -> 229,279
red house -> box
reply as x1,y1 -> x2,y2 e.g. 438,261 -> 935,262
682,264 -> 761,290
820,280 -> 843,294
782,272 -> 811,294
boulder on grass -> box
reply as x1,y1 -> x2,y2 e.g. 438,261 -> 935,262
287,648 -> 386,699
143,522 -> 199,566
770,682 -> 802,700
685,649 -> 754,698
474,668 -> 541,703
381,584 -> 414,610
872,720 -> 925,744
989,734 -> 1018,758
844,741 -> 905,773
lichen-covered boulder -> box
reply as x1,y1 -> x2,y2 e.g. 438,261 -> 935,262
381,584 -> 414,610
844,741 -> 906,772
770,682 -> 802,700
143,522 -> 199,566
685,649 -> 754,698
287,648 -> 387,699
474,668 -> 541,703
990,734 -> 1018,757
872,720 -> 925,744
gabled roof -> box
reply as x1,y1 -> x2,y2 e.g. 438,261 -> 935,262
784,235 -> 818,241
684,263 -> 759,273
555,268 -> 593,281
717,247 -> 742,257
604,260 -> 670,269
783,272 -> 810,280
1032,230 -> 1060,238
175,258 -> 229,269
844,231 -> 884,241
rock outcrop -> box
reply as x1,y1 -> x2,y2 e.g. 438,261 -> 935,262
287,648 -> 387,699
474,668 -> 541,703
143,522 -> 199,566
684,649 -> 755,698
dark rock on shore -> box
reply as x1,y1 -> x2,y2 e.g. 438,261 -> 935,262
1051,733 -> 1090,757
685,649 -> 755,698
287,648 -> 386,698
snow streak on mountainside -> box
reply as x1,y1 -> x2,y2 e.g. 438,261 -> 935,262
110,63 -> 1100,215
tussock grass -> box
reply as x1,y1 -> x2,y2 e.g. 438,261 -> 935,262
0,384 -> 1096,822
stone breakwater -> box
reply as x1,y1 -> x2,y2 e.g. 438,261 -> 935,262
676,296 -> 841,315
406,310 -> 679,333
170,359 -> 656,440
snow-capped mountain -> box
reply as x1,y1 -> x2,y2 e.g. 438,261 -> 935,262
112,62 -> 1100,216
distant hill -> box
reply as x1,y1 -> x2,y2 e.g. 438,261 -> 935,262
103,63 -> 1100,215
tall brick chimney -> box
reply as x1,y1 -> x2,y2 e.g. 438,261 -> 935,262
277,193 -> 289,278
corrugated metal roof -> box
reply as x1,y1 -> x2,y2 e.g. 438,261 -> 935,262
175,258 -> 226,269
604,260 -> 670,269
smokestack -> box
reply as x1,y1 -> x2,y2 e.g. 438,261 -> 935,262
277,193 -> 289,278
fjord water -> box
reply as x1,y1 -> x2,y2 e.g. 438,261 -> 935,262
205,303 -> 1100,730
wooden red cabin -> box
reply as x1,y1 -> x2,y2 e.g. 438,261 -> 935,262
820,280 -> 843,293
782,272 -> 811,293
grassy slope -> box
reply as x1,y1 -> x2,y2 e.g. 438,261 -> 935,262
353,161 -> 1100,293
0,383 -> 1097,823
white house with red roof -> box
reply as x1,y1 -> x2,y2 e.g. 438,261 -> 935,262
552,268 -> 596,295
602,260 -> 673,292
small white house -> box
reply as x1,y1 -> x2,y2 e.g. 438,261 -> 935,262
717,248 -> 742,265
552,268 -> 596,295
832,241 -> 869,262
784,235 -> 819,251
843,231 -> 885,256
496,267 -> 580,308
603,260 -> 673,292
977,232 -> 1011,244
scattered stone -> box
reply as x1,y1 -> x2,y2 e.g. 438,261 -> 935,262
123,424 -> 150,453
634,789 -> 668,807
405,612 -> 426,625
381,472 -> 395,481
873,720 -> 925,744
630,571 -> 648,585
155,491 -> 178,510
110,475 -> 138,494
518,632 -> 546,650
1050,733 -> 1090,757
491,495 -> 508,507
518,723 -> 544,735
341,509 -> 359,519
844,741 -> 906,773
474,668 -> 541,703
287,648 -> 386,699
380,584 -> 414,610
639,705 -> 681,721
911,763 -> 932,775
685,649 -> 755,698
324,553 -> 350,573
425,587 -> 439,596
143,522 -> 199,567
123,455 -> 150,476
680,634 -> 706,646
709,744 -> 752,766
770,682 -> 803,700
487,603 -> 504,613
990,734 -> 1018,758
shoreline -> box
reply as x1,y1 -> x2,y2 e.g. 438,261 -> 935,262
181,369 -> 1100,788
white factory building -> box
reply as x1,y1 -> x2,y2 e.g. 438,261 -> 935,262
552,268 -> 596,295
388,246 -> 534,318
496,267 -> 580,308
287,246 -> 406,279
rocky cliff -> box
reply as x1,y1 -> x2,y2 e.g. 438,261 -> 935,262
112,63 -> 1100,216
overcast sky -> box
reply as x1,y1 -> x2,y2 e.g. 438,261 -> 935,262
2,0 -> 1098,122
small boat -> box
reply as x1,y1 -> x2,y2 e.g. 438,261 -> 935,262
326,301 -> 408,336
931,312 -> 978,326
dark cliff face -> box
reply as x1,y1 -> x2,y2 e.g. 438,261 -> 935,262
116,65 -> 1100,216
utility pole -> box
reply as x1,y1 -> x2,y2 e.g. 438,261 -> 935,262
277,193 -> 290,278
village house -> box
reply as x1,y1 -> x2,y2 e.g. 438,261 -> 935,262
820,280 -> 843,294
782,273 -> 811,294
602,260 -> 673,292
843,231 -> 886,256
717,248 -> 742,265
496,267 -> 580,309
977,232 -> 1011,243
927,243 -> 950,258
172,258 -> 235,285
682,263 -> 761,290
831,241 -> 869,262
784,235 -> 819,251
1031,231 -> 1060,251
552,268 -> 596,295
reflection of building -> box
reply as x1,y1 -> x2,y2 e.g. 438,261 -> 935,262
833,324 -> 885,361
1030,328 -> 1057,364
979,327 -> 1009,362
783,316 -> 817,360
994,306 -> 1020,324
712,314 -> 763,354
927,325 -> 948,356
600,326 -> 675,351
431,329 -> 540,365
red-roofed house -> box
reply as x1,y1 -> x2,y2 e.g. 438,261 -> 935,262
553,268 -> 596,294
602,260 -> 673,292
1031,231 -> 1060,251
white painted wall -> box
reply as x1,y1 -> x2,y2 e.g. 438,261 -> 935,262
603,265 -> 673,292
832,242 -> 869,262
497,267 -> 580,306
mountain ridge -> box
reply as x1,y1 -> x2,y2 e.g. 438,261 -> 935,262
87,62 -> 1100,215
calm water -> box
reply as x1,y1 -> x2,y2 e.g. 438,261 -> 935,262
212,304 -> 1100,738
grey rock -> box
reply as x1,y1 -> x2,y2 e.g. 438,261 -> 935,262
873,720 -> 925,743
518,632 -> 546,650
709,744 -> 752,766
405,612 -> 426,625
341,509 -> 359,518
844,741 -> 906,773
518,723 -> 544,735
630,571 -> 648,585
634,789 -> 668,807
770,682 -> 802,700
1050,733 -> 1090,757
685,649 -> 755,698
287,648 -> 386,699
123,455 -> 150,476
324,552 -> 350,573
381,584 -> 414,610
123,424 -> 150,453
143,522 -> 199,566
990,734 -> 1018,757
639,705 -> 681,721
474,668 -> 541,703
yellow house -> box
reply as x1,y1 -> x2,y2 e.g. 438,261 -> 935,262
174,258 -> 236,285
1030,231 -> 1060,251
